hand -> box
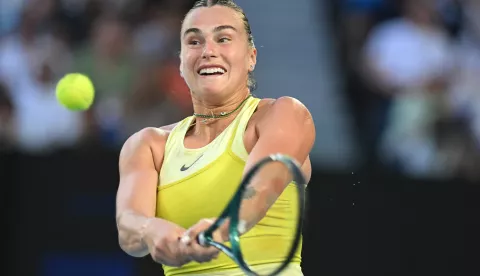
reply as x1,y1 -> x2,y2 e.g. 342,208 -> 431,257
142,218 -> 191,267
179,218 -> 225,263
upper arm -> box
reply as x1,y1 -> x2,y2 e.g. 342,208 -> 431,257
116,128 -> 166,222
245,97 -> 315,185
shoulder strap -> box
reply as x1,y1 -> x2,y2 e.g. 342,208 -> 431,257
163,116 -> 193,156
227,97 -> 261,152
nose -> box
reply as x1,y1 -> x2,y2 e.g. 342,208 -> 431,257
202,40 -> 218,59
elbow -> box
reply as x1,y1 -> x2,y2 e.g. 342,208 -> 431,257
118,232 -> 149,258
116,211 -> 150,258
120,246 -> 148,258
119,241 -> 149,258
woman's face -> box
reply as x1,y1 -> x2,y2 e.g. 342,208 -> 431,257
180,6 -> 256,98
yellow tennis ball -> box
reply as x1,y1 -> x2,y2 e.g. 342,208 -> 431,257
56,73 -> 95,111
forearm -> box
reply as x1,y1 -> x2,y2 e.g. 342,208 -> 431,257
239,161 -> 294,234
210,184 -> 283,242
237,187 -> 278,233
116,210 -> 153,257
213,158 -> 306,240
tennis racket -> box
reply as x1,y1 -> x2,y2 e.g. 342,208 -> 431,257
197,154 -> 307,276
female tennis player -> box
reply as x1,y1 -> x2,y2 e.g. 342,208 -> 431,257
116,0 -> 315,275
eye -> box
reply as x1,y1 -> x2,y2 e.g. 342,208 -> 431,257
218,37 -> 231,43
188,40 -> 200,45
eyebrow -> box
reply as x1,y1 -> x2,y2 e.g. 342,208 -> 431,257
183,25 -> 238,37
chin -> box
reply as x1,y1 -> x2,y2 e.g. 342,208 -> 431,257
196,83 -> 228,97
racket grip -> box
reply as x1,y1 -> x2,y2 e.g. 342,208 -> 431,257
197,232 -> 207,246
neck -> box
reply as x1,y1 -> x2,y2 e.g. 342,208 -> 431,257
189,88 -> 251,138
192,88 -> 250,118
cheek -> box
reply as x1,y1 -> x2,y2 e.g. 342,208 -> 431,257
228,51 -> 250,75
180,54 -> 196,75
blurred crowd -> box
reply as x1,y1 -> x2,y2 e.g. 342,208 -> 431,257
0,0 -> 195,153
0,0 -> 479,182
338,0 -> 480,181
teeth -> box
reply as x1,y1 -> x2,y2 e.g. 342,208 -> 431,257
199,67 -> 225,75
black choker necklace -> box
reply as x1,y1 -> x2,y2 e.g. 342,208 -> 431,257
193,94 -> 252,123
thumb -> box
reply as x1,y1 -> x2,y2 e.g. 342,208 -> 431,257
181,218 -> 216,245
180,219 -> 210,244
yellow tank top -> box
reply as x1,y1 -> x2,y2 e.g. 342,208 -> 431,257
157,96 -> 302,275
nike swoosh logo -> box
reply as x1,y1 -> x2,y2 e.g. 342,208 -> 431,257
180,154 -> 204,171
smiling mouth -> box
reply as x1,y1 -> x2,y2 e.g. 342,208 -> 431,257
197,67 -> 227,76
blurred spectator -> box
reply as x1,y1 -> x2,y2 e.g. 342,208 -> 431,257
0,81 -> 14,149
444,0 -> 480,180
157,57 -> 192,114
434,117 -> 480,181
449,0 -> 480,139
8,0 -> 477,181
361,0 -> 454,178
122,64 -> 186,138
0,0 -> 27,36
0,2 -> 84,153
73,13 -> 135,146
132,3 -> 182,65
57,0 -> 104,46
340,0 -> 398,67
336,0 -> 399,164
436,0 -> 464,38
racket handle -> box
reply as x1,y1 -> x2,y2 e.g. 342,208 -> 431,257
197,232 -> 207,246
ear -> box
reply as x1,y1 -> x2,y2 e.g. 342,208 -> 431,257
249,47 -> 257,72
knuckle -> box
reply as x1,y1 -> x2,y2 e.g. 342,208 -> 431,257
170,262 -> 182,267
191,256 -> 201,263
170,257 -> 188,267
168,234 -> 181,242
185,248 -> 194,256
198,256 -> 209,263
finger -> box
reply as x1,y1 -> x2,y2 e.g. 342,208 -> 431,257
189,242 -> 220,263
168,242 -> 191,267
179,236 -> 219,263
194,236 -> 220,257
196,241 -> 220,256
181,218 -> 215,246
183,239 -> 218,256
212,228 -> 228,243
165,236 -> 191,265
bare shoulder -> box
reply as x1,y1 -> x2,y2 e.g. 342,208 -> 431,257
250,97 -> 314,180
255,96 -> 313,125
126,122 -> 179,147
158,122 -> 179,133
121,127 -> 168,151
247,96 -> 314,138
119,123 -> 180,171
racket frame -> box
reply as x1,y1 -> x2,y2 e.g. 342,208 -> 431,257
197,154 -> 307,276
